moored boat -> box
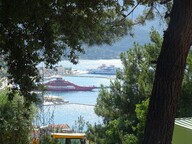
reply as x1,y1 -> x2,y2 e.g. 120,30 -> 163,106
88,64 -> 118,75
43,95 -> 69,105
44,78 -> 95,91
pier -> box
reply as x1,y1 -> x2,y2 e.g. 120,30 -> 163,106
44,74 -> 115,81
65,75 -> 115,80
43,102 -> 95,107
66,103 -> 95,107
94,86 -> 110,89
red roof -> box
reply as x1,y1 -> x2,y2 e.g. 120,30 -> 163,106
48,124 -> 70,130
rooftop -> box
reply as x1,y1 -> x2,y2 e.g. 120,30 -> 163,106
175,117 -> 192,130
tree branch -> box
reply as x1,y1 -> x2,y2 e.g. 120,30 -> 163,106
160,0 -> 172,5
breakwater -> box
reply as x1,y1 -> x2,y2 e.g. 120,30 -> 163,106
44,74 -> 115,81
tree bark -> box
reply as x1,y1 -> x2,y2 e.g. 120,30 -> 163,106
143,0 -> 192,144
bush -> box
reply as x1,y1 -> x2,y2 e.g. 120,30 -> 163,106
0,90 -> 36,144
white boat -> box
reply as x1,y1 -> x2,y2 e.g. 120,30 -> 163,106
88,64 -> 118,75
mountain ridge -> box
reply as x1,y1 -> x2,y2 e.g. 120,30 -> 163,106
79,26 -> 150,59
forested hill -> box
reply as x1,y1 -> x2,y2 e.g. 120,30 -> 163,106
79,26 -> 151,59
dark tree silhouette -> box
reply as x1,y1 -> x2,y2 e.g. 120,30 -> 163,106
143,1 -> 192,143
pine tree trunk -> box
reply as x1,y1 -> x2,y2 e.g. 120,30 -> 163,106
143,0 -> 192,144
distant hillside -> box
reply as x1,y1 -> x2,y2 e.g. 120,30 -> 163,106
61,7 -> 165,60
80,26 -> 151,59
59,18 -> 163,60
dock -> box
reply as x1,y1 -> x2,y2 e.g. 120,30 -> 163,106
66,103 -> 95,107
44,75 -> 115,81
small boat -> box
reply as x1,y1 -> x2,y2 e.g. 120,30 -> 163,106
88,64 -> 118,75
43,95 -> 69,105
44,78 -> 95,92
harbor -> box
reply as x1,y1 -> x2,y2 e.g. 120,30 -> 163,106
35,60 -> 122,128
1,59 -> 122,128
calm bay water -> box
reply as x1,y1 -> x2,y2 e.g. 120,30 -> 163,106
36,59 -> 122,128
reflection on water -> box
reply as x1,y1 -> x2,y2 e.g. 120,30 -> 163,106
52,104 -> 102,127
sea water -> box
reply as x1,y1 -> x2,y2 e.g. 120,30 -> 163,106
36,59 -> 122,129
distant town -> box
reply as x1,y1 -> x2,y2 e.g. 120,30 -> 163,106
38,66 -> 74,77
0,63 -> 119,90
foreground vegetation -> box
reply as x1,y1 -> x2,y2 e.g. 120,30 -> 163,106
87,30 -> 192,144
0,90 -> 35,144
1,30 -> 192,144
2,1 -> 192,142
